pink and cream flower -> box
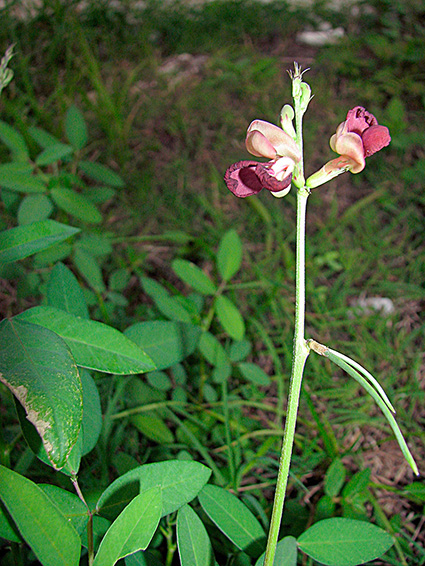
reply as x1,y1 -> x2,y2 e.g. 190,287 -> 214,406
225,120 -> 301,198
307,106 -> 391,188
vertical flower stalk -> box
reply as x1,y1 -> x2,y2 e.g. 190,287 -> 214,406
262,65 -> 311,566
224,62 -> 411,566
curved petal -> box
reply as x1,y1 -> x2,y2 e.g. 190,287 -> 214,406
224,160 -> 263,198
329,122 -> 345,152
246,129 -> 277,159
362,124 -> 391,157
306,156 -> 360,188
345,106 -> 378,135
332,131 -> 365,173
255,157 -> 293,193
247,119 -> 301,162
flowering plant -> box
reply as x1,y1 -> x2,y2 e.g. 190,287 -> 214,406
225,63 -> 418,566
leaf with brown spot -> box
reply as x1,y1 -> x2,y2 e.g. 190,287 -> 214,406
0,318 -> 82,470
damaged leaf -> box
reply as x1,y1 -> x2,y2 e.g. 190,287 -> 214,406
0,318 -> 82,470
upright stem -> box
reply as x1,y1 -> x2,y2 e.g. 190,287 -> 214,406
263,187 -> 310,566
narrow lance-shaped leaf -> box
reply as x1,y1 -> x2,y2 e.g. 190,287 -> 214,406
0,318 -> 82,470
217,229 -> 242,281
0,465 -> 81,566
35,143 -> 74,166
66,104 -> 88,150
0,219 -> 80,264
79,160 -> 125,187
51,187 -> 102,224
198,484 -> 265,558
96,460 -> 211,519
177,504 -> 214,566
0,119 -> 29,160
16,306 -> 155,375
47,261 -> 89,319
93,487 -> 162,566
172,259 -> 217,295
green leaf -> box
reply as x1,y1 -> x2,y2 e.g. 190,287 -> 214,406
198,484 -> 265,557
79,160 -> 125,188
125,320 -> 200,371
17,306 -> 155,375
76,233 -> 112,257
238,362 -> 271,386
40,484 -> 89,535
93,487 -> 161,566
96,460 -> 211,519
215,295 -> 245,341
324,459 -> 346,498
198,331 -> 228,367
0,219 -> 80,264
255,536 -> 297,566
217,229 -> 242,281
177,504 -> 213,566
47,261 -> 89,319
0,318 -> 83,470
229,339 -> 252,362
0,162 -> 45,193
315,495 -> 336,521
0,120 -> 29,160
17,194 -> 53,225
154,294 -> 193,323
130,414 -> 174,444
124,551 -> 156,566
73,247 -> 106,292
66,105 -> 88,150
0,465 -> 81,566
15,399 -> 82,475
80,369 -> 102,455
28,125 -> 62,148
298,518 -> 393,566
402,482 -> 425,502
0,500 -> 22,543
172,259 -> 217,295
51,187 -> 102,223
35,143 -> 74,166
342,469 -> 371,499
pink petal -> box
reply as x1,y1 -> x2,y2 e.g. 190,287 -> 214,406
345,106 -> 378,136
361,125 -> 391,157
246,119 -> 301,162
332,131 -> 365,173
224,160 -> 263,198
246,129 -> 277,159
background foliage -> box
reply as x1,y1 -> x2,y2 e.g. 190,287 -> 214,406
0,0 -> 424,564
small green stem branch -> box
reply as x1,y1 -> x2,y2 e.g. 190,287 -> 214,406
263,188 -> 310,566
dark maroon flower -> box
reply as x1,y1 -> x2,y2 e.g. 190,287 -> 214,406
224,120 -> 301,198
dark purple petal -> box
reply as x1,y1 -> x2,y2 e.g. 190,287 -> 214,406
255,163 -> 292,193
361,124 -> 391,157
224,160 -> 263,197
345,106 -> 378,136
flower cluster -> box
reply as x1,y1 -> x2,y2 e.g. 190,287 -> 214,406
225,106 -> 391,196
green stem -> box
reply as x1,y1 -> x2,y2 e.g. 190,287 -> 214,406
263,188 -> 310,566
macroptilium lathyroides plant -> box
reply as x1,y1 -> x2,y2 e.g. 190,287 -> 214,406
224,63 -> 418,566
